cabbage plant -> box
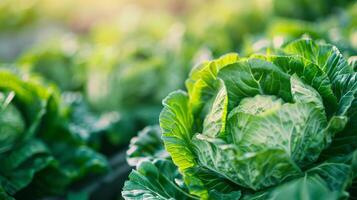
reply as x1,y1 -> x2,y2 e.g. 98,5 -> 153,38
122,39 -> 357,199
185,0 -> 272,58
0,70 -> 108,199
18,35 -> 86,91
243,2 -> 357,57
84,13 -> 188,146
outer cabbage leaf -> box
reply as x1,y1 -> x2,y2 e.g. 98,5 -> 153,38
267,175 -> 339,200
283,39 -> 355,117
160,90 -> 242,199
284,38 -> 354,82
244,150 -> 357,200
217,59 -> 292,110
22,140 -> 109,196
266,55 -> 338,114
0,70 -> 109,198
322,73 -> 357,157
309,150 -> 357,195
0,186 -> 14,200
159,91 -> 195,172
127,125 -> 169,166
182,164 -> 241,199
186,53 -> 239,114
0,140 -> 54,195
0,71 -> 49,152
122,159 -> 197,200
0,91 -> 25,153
63,92 -> 120,146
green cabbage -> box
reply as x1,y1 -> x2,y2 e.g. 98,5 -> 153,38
0,70 -> 108,199
17,36 -> 86,91
123,39 -> 357,200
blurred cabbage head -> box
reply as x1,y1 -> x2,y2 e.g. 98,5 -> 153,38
0,71 -> 47,153
0,70 -> 107,199
18,35 -> 86,91
185,0 -> 272,58
85,11 -> 188,123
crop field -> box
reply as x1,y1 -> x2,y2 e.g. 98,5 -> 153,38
0,0 -> 356,199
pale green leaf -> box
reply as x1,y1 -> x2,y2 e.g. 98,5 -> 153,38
160,91 -> 195,172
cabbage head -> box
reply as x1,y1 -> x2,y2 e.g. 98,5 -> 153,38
0,70 -> 108,199
123,39 -> 357,200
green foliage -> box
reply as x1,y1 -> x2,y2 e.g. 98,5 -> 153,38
126,125 -> 169,166
123,39 -> 357,200
273,0 -> 354,21
0,0 -> 39,31
243,2 -> 357,56
185,0 -> 272,58
0,70 -> 108,199
18,36 -> 86,91
123,159 -> 196,200
0,1 -> 356,199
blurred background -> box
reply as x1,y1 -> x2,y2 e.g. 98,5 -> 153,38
0,0 -> 356,199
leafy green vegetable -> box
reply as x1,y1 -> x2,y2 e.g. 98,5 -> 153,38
123,39 -> 357,200
0,70 -> 108,199
259,175 -> 339,200
83,14 -> 189,146
123,159 -> 197,200
126,125 -> 169,166
185,0 -> 272,58
123,126 -> 239,200
18,36 -> 86,91
244,1 -> 357,57
62,92 -> 120,150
